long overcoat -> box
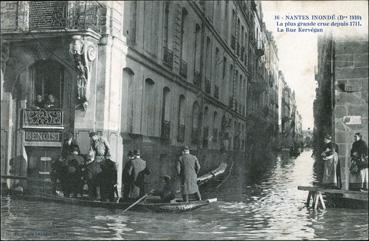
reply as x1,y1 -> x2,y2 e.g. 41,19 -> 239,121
177,153 -> 200,195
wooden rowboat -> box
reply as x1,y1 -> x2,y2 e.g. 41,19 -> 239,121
11,194 -> 217,213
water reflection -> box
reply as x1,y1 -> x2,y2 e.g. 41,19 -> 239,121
1,150 -> 368,240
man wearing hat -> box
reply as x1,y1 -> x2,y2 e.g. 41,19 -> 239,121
177,146 -> 201,202
61,132 -> 80,159
321,134 -> 339,188
122,150 -> 134,201
350,133 -> 368,191
152,175 -> 176,203
128,149 -> 151,199
86,131 -> 112,200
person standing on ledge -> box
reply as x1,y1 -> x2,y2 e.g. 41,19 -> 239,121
321,134 -> 339,189
350,133 -> 368,191
177,146 -> 201,202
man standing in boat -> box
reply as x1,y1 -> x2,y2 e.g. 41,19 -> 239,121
122,150 -> 134,201
128,150 -> 151,199
177,146 -> 202,202
87,132 -> 112,200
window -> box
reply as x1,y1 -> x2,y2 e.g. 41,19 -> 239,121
161,87 -> 171,139
180,8 -> 188,60
30,60 -> 64,109
144,1 -> 159,55
194,24 -> 201,72
177,95 -> 186,142
163,2 -> 170,48
122,68 -> 135,133
191,102 -> 200,144
213,111 -> 218,143
222,57 -> 227,79
205,37 -> 211,79
144,78 -> 156,136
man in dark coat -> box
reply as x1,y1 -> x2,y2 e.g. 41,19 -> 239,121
65,146 -> 85,197
128,150 -> 151,199
61,132 -> 80,159
351,133 -> 368,190
99,158 -> 117,202
122,150 -> 134,201
177,146 -> 201,202
153,175 -> 176,203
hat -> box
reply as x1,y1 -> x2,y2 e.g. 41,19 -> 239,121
324,134 -> 332,140
133,149 -> 140,156
89,131 -> 97,138
183,145 -> 189,151
128,150 -> 133,156
66,132 -> 74,139
160,175 -> 171,182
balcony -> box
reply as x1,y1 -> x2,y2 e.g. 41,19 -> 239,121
231,35 -> 236,50
177,124 -> 185,142
22,108 -> 64,129
179,59 -> 188,78
161,120 -> 170,140
163,47 -> 173,69
1,1 -> 105,33
214,85 -> 219,99
205,78 -> 211,94
191,128 -> 200,145
193,70 -> 201,88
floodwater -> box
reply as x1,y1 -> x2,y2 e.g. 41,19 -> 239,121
1,150 -> 368,240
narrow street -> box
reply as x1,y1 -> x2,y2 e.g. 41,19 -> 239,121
2,150 -> 368,240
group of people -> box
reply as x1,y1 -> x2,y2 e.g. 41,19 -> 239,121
321,132 -> 368,191
52,131 -> 203,203
32,94 -> 59,109
51,132 -> 117,202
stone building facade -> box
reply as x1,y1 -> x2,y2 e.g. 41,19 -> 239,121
1,0 -> 282,193
314,33 -> 368,190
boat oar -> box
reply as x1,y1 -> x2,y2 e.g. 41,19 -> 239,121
122,190 -> 154,213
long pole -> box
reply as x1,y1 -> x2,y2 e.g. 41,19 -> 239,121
122,190 -> 153,213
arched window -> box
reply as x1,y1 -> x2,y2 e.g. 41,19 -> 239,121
163,2 -> 170,48
161,87 -> 171,139
177,95 -> 186,142
191,101 -> 200,144
194,24 -> 201,72
203,106 -> 209,148
180,8 -> 188,60
213,111 -> 218,143
122,68 -> 135,133
144,78 -> 156,136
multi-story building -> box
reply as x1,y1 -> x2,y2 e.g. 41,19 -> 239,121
313,33 -> 368,190
1,1 -> 279,193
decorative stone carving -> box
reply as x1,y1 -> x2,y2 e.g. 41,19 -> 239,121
69,35 -> 96,111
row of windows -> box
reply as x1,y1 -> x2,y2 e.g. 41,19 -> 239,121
122,67 -> 246,150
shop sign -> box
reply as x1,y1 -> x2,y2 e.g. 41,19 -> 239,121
24,130 -> 62,147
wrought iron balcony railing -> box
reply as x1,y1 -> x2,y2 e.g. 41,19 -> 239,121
179,59 -> 188,78
161,120 -> 170,140
205,78 -> 211,94
177,124 -> 185,142
163,47 -> 173,69
193,70 -> 201,88
1,1 -> 105,33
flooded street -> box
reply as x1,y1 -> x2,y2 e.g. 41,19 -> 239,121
1,150 -> 368,240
